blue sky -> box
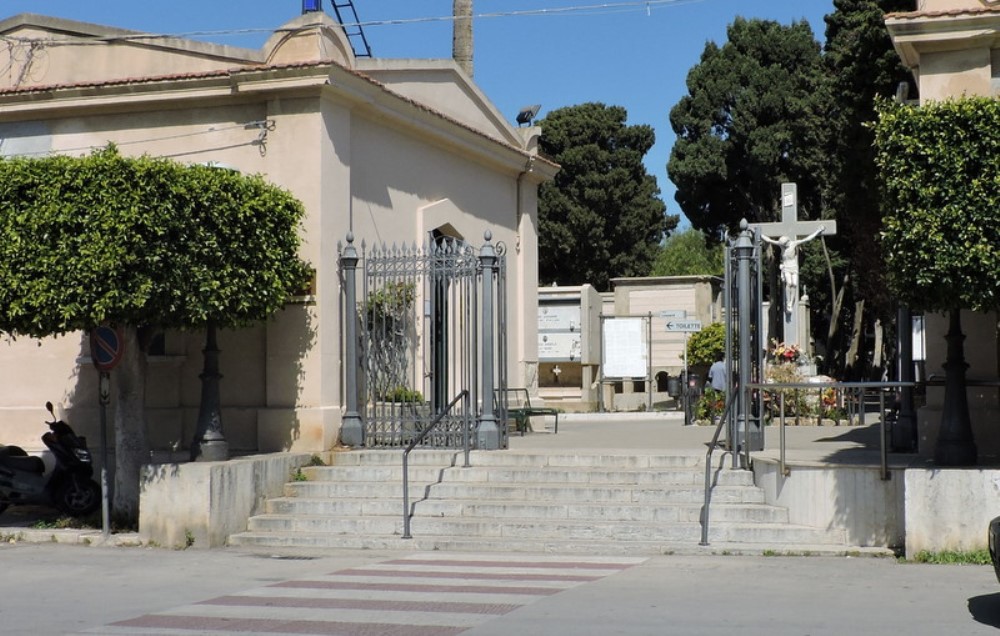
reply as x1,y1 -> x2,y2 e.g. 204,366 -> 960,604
2,0 -> 837,225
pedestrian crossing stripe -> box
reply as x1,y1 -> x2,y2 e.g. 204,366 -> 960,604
92,553 -> 645,635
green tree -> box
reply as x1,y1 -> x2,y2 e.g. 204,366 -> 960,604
873,96 -> 1000,465
668,18 -> 832,236
0,147 -> 310,521
650,228 -> 723,277
538,103 -> 677,290
821,0 -> 915,371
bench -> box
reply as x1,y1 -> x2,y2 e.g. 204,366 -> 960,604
496,388 -> 559,435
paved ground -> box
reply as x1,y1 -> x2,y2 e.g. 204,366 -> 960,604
0,542 -> 997,635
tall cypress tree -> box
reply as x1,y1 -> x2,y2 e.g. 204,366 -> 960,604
537,102 -> 675,290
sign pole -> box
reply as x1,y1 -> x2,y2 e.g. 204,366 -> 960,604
90,325 -> 124,541
98,372 -> 111,539
683,333 -> 690,425
647,314 -> 653,411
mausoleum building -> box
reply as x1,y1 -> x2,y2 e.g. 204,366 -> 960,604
0,11 -> 557,456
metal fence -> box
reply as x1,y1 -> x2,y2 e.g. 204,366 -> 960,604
338,232 -> 508,449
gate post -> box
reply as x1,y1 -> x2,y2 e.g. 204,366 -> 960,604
340,233 -> 364,447
477,231 -> 500,450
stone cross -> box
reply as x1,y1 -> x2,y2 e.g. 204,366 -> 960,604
751,183 -> 837,353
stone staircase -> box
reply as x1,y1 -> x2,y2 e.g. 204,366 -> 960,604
227,449 -> 867,555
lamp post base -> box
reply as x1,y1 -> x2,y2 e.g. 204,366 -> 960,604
192,438 -> 229,463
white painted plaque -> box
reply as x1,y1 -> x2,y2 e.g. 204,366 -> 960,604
538,332 -> 582,361
538,304 -> 581,331
603,318 -> 647,378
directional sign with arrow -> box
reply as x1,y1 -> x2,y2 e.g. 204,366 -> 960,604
665,320 -> 702,333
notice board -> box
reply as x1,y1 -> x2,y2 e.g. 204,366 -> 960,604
602,317 -> 647,378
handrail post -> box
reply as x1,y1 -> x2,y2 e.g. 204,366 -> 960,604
463,391 -> 471,468
880,390 -> 889,481
779,392 -> 787,477
701,390 -> 739,546
402,449 -> 412,539
401,390 -> 469,540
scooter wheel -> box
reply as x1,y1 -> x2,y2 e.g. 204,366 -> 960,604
55,479 -> 100,517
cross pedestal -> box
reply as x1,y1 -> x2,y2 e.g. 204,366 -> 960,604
751,183 -> 837,353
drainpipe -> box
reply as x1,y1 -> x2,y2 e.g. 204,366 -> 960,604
515,156 -> 534,251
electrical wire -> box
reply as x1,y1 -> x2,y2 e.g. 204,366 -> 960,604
6,121 -> 267,158
1,0 -> 708,47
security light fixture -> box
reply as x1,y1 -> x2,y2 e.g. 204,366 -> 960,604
516,104 -> 541,127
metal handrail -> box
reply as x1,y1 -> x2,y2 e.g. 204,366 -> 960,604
747,380 -> 920,482
700,390 -> 740,546
402,390 -> 470,540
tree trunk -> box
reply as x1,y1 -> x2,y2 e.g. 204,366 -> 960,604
872,318 -> 883,379
453,0 -> 473,77
845,299 -> 864,376
826,271 -> 848,374
111,325 -> 149,525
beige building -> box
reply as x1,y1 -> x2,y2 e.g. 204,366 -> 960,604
0,12 -> 557,455
886,0 -> 1000,460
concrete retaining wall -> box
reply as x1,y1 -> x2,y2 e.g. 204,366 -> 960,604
753,459 -> 905,548
904,468 -> 1000,559
139,452 -> 314,549
754,458 -> 1000,556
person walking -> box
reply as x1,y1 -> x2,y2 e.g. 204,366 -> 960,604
708,355 -> 727,392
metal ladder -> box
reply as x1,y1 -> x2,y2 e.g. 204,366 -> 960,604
331,1 -> 372,58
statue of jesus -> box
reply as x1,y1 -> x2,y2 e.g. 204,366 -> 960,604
761,226 -> 825,314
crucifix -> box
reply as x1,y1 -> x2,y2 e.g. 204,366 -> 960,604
751,183 -> 837,353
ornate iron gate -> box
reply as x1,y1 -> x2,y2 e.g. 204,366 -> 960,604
338,231 -> 508,448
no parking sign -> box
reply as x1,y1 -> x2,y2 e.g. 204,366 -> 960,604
90,325 -> 125,372
89,324 -> 122,539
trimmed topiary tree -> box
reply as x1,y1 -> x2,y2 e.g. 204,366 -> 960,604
873,96 -> 1000,465
0,146 -> 311,520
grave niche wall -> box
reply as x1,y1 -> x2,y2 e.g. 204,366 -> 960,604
537,285 -> 601,412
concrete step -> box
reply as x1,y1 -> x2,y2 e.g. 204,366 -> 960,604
228,530 -> 886,557
242,514 -> 844,545
284,480 -> 766,504
328,449 -> 708,470
227,449 -> 864,556
302,464 -> 754,487
265,497 -> 789,524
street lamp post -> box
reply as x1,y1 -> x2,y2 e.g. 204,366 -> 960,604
191,320 -> 229,461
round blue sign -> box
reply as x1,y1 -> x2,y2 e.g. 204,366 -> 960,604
90,325 -> 125,372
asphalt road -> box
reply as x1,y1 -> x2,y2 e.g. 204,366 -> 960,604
0,544 -> 997,635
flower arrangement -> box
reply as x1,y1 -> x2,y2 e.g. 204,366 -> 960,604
768,339 -> 801,364
820,387 -> 838,408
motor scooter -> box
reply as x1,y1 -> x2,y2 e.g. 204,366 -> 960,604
0,402 -> 101,517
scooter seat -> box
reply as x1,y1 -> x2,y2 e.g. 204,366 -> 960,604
0,454 -> 45,474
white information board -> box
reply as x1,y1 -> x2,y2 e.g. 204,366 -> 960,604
602,317 -> 647,378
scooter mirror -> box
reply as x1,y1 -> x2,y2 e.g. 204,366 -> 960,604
45,401 -> 54,416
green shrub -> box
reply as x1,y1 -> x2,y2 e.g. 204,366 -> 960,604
695,387 -> 726,421
380,386 -> 424,403
687,322 -> 725,368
